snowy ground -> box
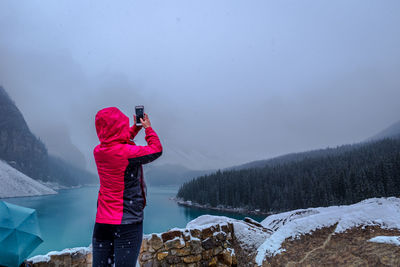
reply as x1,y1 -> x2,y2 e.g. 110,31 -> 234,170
0,160 -> 57,198
255,197 -> 400,265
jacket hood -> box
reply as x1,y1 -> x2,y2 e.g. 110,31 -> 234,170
95,107 -> 130,144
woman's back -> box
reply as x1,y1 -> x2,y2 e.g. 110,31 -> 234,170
92,107 -> 162,267
93,107 -> 162,224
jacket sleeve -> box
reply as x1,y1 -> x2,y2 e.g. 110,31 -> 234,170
126,127 -> 163,164
129,124 -> 142,139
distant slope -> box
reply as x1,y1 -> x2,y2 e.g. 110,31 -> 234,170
0,86 -> 48,179
0,160 -> 57,198
144,164 -> 214,186
368,120 -> 400,141
227,144 -> 362,170
0,85 -> 97,187
46,155 -> 98,187
228,119 -> 400,171
177,137 -> 400,213
42,123 -> 87,170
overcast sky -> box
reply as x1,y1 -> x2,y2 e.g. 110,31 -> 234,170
1,0 -> 399,171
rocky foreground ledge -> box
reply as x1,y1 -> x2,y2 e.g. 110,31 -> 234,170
28,197 -> 400,266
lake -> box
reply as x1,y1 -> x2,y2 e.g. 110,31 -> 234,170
4,185 -> 265,258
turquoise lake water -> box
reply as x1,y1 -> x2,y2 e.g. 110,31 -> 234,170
4,185 -> 265,258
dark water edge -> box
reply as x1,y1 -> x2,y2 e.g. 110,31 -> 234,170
4,185 -> 266,257
174,197 -> 271,217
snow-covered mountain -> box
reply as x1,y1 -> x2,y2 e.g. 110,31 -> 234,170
0,160 -> 57,198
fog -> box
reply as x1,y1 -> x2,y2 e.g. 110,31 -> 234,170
1,0 -> 399,171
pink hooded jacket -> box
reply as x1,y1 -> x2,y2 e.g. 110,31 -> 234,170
93,107 -> 162,224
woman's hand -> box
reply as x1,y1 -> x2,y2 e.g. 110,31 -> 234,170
140,113 -> 152,129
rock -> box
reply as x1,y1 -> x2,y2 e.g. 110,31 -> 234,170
208,256 -> 218,266
221,224 -> 230,233
141,252 -> 154,262
164,238 -> 185,250
148,234 -> 164,251
201,227 -> 214,239
156,251 -> 168,261
213,246 -> 223,256
50,254 -> 71,265
202,249 -> 213,260
243,217 -> 264,228
227,223 -> 234,234
171,246 -> 192,256
191,239 -> 203,254
214,238 -> 223,247
140,239 -> 149,253
161,230 -> 182,242
202,237 -> 215,250
232,254 -> 237,265
71,251 -> 86,261
226,232 -> 232,241
183,229 -> 191,241
190,229 -> 202,239
85,253 -> 92,264
218,250 -> 233,265
201,225 -> 219,239
183,254 -> 202,263
165,255 -> 181,264
215,232 -> 226,241
142,259 -> 155,267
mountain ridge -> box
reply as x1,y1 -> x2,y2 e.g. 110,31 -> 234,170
368,119 -> 400,141
225,118 -> 400,171
0,85 -> 97,187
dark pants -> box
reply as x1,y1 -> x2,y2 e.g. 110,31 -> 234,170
92,221 -> 143,267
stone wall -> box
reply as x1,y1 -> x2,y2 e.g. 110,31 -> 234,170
139,223 -> 238,267
27,247 -> 92,267
26,217 -> 400,267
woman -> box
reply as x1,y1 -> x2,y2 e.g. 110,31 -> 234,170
92,107 -> 162,266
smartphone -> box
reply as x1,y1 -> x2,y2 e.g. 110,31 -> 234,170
135,105 -> 144,126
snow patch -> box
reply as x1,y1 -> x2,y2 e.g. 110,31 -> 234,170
28,245 -> 92,263
369,236 -> 400,246
186,214 -> 232,230
28,255 -> 50,264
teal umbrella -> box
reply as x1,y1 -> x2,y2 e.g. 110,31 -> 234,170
0,201 -> 43,267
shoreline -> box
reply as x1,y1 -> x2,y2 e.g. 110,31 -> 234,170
0,183 -> 100,200
171,197 -> 271,217
0,191 -> 58,200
